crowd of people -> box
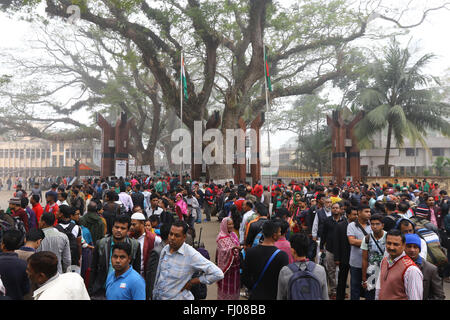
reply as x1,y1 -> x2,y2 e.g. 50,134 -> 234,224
0,174 -> 449,301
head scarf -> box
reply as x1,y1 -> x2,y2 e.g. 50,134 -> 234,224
216,217 -> 240,273
292,192 -> 303,205
175,193 -> 188,216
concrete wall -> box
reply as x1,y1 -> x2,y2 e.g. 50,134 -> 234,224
364,176 -> 450,191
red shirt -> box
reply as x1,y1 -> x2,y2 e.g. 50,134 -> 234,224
33,203 -> 44,224
44,202 -> 59,226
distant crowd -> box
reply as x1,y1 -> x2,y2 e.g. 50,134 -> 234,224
0,174 -> 448,300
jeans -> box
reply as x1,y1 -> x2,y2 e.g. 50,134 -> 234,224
195,207 -> 202,222
336,263 -> 350,300
350,266 -> 363,300
204,202 -> 213,221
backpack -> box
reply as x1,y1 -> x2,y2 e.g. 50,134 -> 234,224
416,228 -> 448,269
252,230 -> 264,247
0,217 -> 26,247
287,261 -> 323,300
55,223 -> 80,265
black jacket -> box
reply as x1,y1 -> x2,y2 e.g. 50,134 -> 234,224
88,236 -> 141,297
320,215 -> 344,253
0,252 -> 29,300
333,219 -> 351,265
316,208 -> 330,239
245,217 -> 268,247
145,241 -> 165,299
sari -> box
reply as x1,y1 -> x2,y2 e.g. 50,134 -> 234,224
216,217 -> 240,300
175,193 -> 188,221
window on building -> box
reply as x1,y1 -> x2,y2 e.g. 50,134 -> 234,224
47,149 -> 51,158
19,149 -> 24,159
59,142 -> 64,152
432,148 -> 445,156
36,149 -> 41,159
71,149 -> 75,159
405,148 -> 417,156
0,149 -> 3,158
66,149 -> 70,159
10,149 -> 14,158
76,149 -> 81,159
26,149 -> 30,158
31,149 -> 35,160
59,155 -> 64,167
52,143 -> 57,152
52,155 -> 57,166
15,149 -> 19,158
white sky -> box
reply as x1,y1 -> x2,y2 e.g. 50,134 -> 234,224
0,1 -> 449,151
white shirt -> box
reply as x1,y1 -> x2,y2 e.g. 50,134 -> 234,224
239,210 -> 255,244
33,273 -> 90,300
146,206 -> 163,217
118,192 -> 134,212
312,208 -> 331,239
57,200 -> 69,207
137,233 -> 145,276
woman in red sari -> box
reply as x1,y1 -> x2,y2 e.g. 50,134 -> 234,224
216,217 -> 241,300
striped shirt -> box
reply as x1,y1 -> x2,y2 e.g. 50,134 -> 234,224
152,242 -> 223,300
37,227 -> 71,274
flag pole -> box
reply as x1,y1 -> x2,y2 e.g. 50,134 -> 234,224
263,41 -> 272,208
180,51 -> 183,186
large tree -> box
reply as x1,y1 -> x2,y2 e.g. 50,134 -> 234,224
353,39 -> 450,176
1,0 -> 447,179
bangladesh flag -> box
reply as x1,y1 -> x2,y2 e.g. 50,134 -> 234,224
181,54 -> 188,100
264,49 -> 272,92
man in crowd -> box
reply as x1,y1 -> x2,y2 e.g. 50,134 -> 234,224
334,206 -> 358,300
241,220 -> 289,300
376,229 -> 423,300
239,200 -> 255,244
15,229 -> 45,262
80,201 -> 106,245
347,204 -> 372,300
26,251 -> 89,300
36,212 -> 71,274
277,232 -> 328,300
320,202 -> 344,299
0,230 -> 30,300
105,242 -> 146,300
130,212 -> 157,277
245,202 -> 269,247
361,214 -> 387,300
9,197 -> 29,232
146,223 -> 171,299
404,233 -> 445,300
152,221 -> 223,300
30,195 -> 44,225
118,184 -> 134,214
89,215 -> 141,299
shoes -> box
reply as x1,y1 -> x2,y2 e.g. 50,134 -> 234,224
203,219 -> 211,222
195,220 -> 201,224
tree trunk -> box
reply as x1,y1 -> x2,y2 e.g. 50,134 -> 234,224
384,122 -> 393,176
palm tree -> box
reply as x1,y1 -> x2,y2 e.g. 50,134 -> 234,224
354,39 -> 450,176
433,156 -> 450,176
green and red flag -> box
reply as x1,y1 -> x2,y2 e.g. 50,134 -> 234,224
264,49 -> 272,92
181,53 -> 188,100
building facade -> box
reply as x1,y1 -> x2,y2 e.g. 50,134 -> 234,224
360,130 -> 450,177
0,137 -> 101,178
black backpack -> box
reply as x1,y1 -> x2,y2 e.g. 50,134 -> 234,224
55,223 -> 79,265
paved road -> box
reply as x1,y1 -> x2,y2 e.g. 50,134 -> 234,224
2,189 -> 450,300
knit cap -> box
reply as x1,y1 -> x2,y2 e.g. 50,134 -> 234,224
405,233 -> 421,251
415,205 -> 430,219
9,197 -> 21,205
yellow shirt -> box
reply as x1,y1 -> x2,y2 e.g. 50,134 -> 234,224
331,196 -> 342,204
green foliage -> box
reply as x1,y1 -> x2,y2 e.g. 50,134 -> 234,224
353,39 -> 450,175
433,156 -> 450,176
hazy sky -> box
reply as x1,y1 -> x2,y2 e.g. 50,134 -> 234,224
0,1 -> 449,152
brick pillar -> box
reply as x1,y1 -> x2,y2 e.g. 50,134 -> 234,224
327,111 -> 346,184
347,112 -> 363,182
96,113 -> 115,177
114,112 -> 132,177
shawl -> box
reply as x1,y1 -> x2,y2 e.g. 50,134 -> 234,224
175,193 -> 188,216
216,217 -> 240,273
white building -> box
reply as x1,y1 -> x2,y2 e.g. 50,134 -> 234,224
360,130 -> 450,176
